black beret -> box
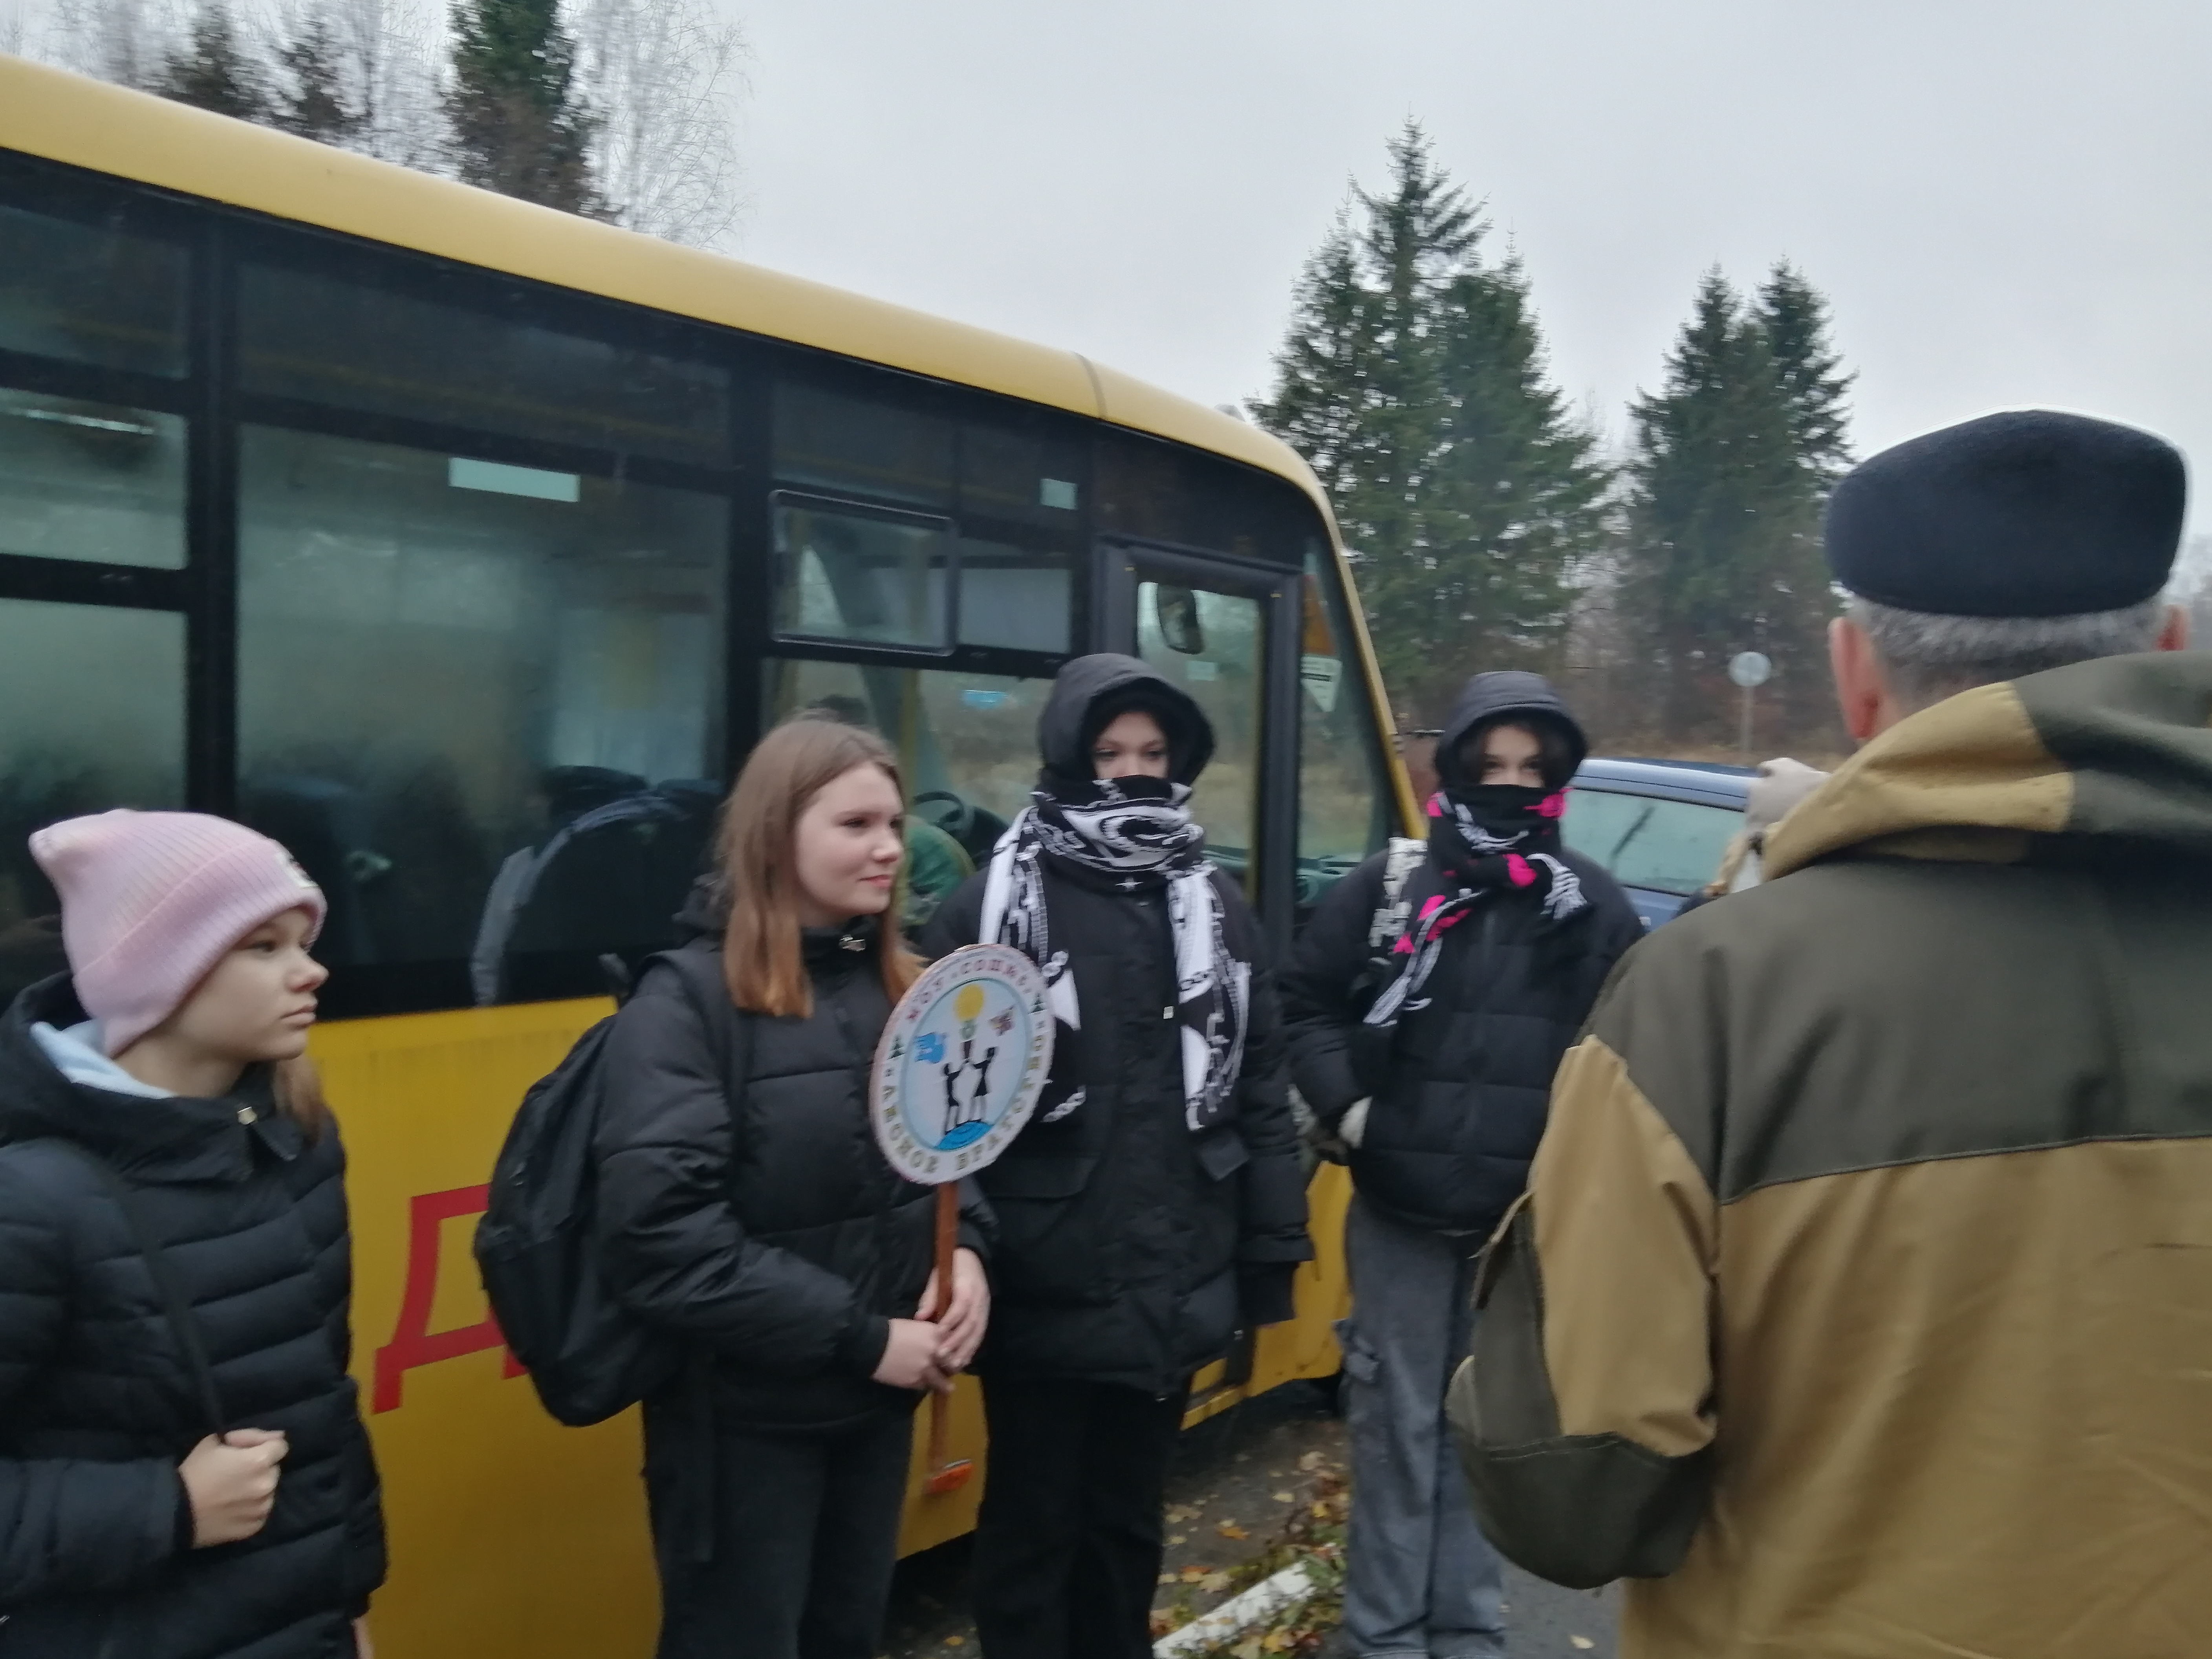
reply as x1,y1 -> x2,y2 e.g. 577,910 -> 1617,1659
1824,410 -> 2186,618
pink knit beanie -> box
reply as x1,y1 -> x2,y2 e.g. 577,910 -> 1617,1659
29,811 -> 327,1055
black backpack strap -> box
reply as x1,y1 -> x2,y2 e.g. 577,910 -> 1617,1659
40,1140 -> 226,1439
631,945 -> 753,1569
651,946 -> 754,1098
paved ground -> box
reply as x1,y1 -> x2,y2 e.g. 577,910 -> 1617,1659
884,1381 -> 1617,1659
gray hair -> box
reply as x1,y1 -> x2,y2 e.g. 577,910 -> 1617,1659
1848,594 -> 2168,710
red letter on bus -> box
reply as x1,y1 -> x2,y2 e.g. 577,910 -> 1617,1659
374,1184 -> 524,1412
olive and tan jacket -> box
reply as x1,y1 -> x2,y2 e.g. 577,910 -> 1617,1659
1450,651 -> 2212,1659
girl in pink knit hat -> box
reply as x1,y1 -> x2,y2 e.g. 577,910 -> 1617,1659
0,810 -> 383,1659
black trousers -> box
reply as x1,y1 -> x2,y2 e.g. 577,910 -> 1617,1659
972,1377 -> 1191,1659
646,1408 -> 916,1659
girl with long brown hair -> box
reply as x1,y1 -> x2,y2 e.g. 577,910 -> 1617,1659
593,715 -> 989,1659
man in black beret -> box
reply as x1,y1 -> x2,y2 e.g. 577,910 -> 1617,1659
1453,410 -> 2212,1659
1824,408 -> 2188,734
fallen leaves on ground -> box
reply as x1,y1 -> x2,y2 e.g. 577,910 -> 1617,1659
1569,1640 -> 1595,1651
1165,1470 -> 1350,1659
1216,1521 -> 1249,1540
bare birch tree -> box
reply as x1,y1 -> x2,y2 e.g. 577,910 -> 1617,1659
571,0 -> 745,247
274,0 -> 446,168
45,0 -> 176,88
20,0 -> 745,242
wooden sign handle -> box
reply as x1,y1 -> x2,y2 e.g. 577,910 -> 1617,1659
930,1179 -> 958,1321
923,1182 -> 972,1493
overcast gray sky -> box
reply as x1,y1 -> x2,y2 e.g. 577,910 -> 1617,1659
731,0 -> 2212,528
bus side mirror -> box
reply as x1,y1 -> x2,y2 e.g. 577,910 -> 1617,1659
1154,585 -> 1205,655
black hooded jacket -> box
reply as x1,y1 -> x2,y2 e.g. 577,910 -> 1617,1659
593,881 -> 988,1434
920,655 -> 1313,1395
1282,673 -> 1644,1236
0,976 -> 385,1659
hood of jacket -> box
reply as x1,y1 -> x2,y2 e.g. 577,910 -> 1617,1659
674,872 -> 730,943
0,974 -> 287,1180
1036,653 -> 1214,786
1435,672 -> 1590,792
1766,649 -> 2212,878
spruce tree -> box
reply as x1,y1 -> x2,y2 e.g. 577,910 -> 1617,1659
1339,122 -> 1477,655
1622,270 -> 1841,746
1755,261 -> 1854,482
1254,210 -> 1378,512
155,3 -> 272,123
275,14 -> 365,145
1254,125 -> 1609,716
445,0 -> 603,214
1423,254 -> 1610,670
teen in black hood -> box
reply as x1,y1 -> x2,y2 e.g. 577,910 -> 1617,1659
1279,670 -> 1640,1659
921,653 -> 1310,1659
1034,652 -> 1217,787
1432,670 -> 1587,790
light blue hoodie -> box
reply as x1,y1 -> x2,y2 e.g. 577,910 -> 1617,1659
28,1019 -> 175,1099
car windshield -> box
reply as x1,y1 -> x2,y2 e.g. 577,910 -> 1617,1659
1564,788 -> 1742,897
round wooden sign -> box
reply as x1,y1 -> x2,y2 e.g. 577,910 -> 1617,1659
871,944 -> 1053,1186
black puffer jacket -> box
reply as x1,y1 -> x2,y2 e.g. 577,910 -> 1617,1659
1282,674 -> 1644,1237
594,885 -> 986,1433
921,656 -> 1313,1395
0,977 -> 385,1659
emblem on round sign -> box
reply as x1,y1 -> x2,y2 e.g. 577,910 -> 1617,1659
872,944 -> 1053,1185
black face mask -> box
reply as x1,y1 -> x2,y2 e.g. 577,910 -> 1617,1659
1424,782 -> 1586,928
1443,784 -> 1567,842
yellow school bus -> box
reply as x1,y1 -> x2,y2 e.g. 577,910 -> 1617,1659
0,53 -> 1416,1658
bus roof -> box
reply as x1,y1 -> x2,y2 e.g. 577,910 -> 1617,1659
0,53 -> 1333,524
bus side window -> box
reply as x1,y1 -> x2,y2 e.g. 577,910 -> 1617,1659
0,601 -> 185,1004
771,378 -> 1082,658
1296,544 -> 1397,916
0,193 -> 193,1002
958,421 -> 1080,656
772,494 -> 954,651
0,197 -> 188,377
239,260 -> 728,469
229,252 -> 736,1013
0,199 -> 190,573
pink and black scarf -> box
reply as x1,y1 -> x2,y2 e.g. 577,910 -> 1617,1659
1362,786 -> 1588,1029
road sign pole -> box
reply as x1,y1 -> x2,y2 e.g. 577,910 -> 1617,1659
1727,651 -> 1773,763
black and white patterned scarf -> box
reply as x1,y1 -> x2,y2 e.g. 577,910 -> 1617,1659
979,775 -> 1251,1133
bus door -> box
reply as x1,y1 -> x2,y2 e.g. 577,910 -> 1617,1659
1096,544 -> 1300,950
